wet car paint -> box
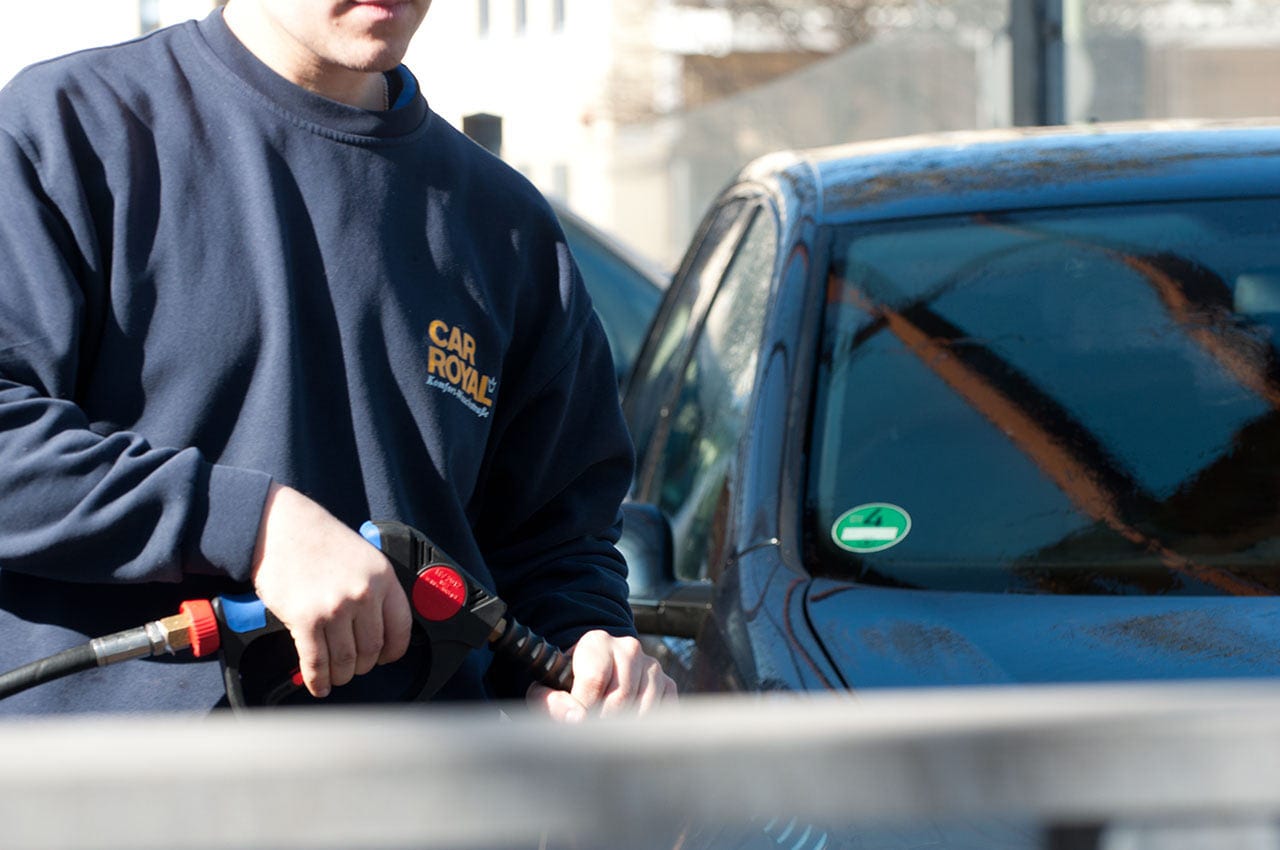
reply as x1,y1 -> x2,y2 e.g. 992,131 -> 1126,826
804,584 -> 1280,688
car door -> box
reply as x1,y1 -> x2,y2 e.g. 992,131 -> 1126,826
621,195 -> 781,676
623,197 -> 752,464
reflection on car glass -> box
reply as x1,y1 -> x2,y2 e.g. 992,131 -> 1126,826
810,197 -> 1280,595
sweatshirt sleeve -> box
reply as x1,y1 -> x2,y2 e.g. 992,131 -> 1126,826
473,242 -> 638,663
0,126 -> 271,585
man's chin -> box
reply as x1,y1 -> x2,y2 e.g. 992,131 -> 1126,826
344,39 -> 413,73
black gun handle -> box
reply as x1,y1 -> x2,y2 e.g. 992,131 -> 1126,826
363,520 -> 577,698
491,618 -> 574,692
211,594 -> 293,709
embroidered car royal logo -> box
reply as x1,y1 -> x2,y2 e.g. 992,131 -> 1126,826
424,319 -> 498,419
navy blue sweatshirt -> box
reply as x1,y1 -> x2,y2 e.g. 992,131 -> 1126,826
0,10 -> 636,713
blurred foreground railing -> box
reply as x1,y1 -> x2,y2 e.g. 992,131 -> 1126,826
4,680 -> 1280,850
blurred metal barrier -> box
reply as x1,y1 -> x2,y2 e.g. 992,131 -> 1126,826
3,680 -> 1280,850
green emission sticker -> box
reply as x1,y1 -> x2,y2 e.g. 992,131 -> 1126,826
831,503 -> 911,553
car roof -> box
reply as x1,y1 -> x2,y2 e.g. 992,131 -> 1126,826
736,119 -> 1280,226
547,197 -> 670,291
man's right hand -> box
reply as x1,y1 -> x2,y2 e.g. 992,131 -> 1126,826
249,483 -> 413,698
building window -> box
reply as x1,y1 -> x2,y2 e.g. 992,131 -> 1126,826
139,0 -> 160,32
478,0 -> 490,36
551,163 -> 569,200
515,0 -> 527,34
553,0 -> 565,31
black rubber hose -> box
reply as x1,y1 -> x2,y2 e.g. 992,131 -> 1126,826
0,643 -> 97,701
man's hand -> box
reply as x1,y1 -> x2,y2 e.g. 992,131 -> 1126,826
527,630 -> 677,721
250,483 -> 413,698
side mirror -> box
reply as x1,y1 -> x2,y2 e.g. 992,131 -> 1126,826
618,502 -> 712,639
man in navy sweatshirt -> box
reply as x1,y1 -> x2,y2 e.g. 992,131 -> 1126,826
0,0 -> 674,718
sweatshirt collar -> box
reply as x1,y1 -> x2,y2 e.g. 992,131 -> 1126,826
193,8 -> 429,141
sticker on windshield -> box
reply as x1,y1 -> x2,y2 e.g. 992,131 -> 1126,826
832,504 -> 911,554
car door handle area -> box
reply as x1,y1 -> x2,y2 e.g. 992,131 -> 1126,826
631,582 -> 714,639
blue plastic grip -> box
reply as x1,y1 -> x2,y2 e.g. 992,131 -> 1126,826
219,592 -> 269,634
360,520 -> 383,551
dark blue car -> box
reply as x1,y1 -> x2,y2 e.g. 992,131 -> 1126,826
550,198 -> 667,389
620,120 -> 1280,694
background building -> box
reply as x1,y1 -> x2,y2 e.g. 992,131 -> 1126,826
0,0 -> 213,86
4,1 -> 1280,266
408,0 -> 1013,265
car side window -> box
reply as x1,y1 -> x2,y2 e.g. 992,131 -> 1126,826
624,199 -> 750,465
649,206 -> 779,581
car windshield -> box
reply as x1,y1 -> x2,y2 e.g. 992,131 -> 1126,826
807,197 -> 1280,595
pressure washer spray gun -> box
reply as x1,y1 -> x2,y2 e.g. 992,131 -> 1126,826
0,521 -> 573,709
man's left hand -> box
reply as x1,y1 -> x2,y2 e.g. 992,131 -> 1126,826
526,631 -> 676,721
